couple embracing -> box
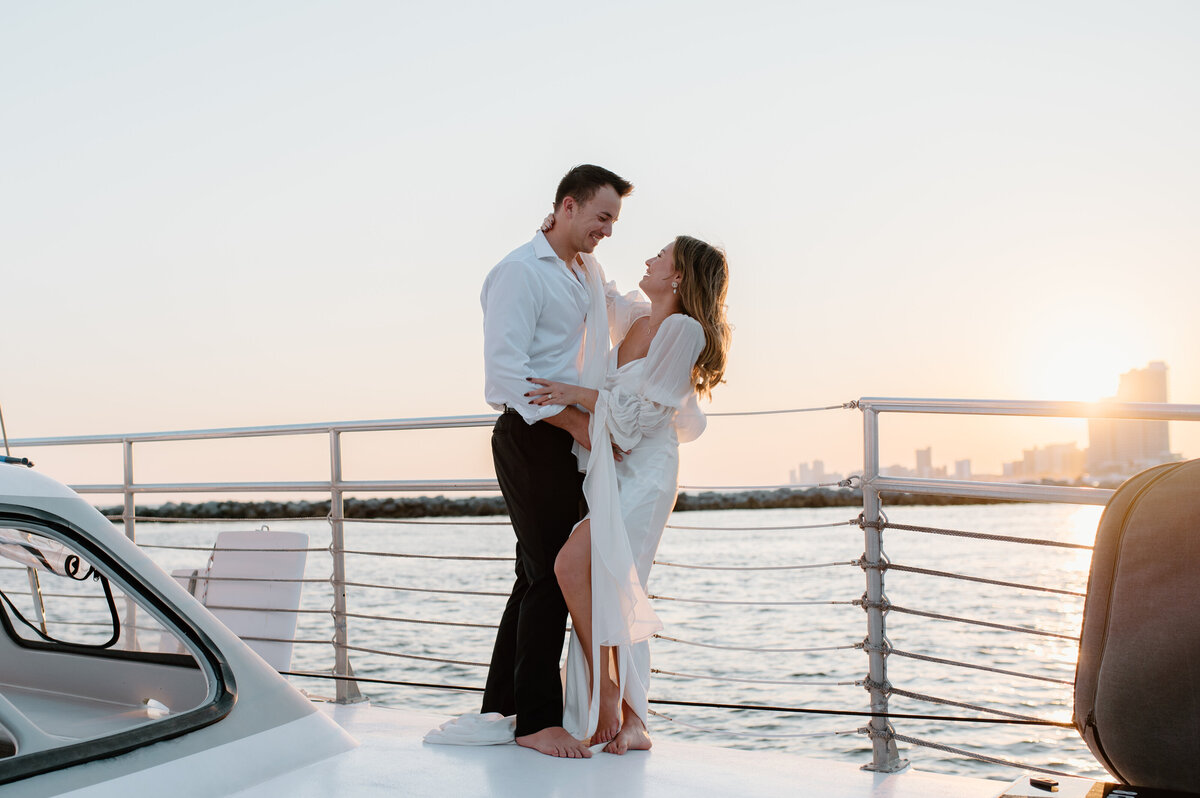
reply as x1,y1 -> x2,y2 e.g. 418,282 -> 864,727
431,164 -> 730,758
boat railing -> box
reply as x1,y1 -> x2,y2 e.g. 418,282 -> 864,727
7,397 -> 1200,776
854,397 -> 1188,774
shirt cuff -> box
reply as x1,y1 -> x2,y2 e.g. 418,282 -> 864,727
504,401 -> 565,425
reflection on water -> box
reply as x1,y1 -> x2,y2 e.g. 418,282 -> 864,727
1067,506 -> 1104,546
132,503 -> 1108,781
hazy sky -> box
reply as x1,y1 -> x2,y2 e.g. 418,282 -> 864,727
3,2 -> 1198,491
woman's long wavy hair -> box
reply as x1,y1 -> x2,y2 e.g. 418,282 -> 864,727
673,235 -> 731,399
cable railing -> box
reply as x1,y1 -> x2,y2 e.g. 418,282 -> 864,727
6,397 -> 1200,778
853,396 -> 1200,774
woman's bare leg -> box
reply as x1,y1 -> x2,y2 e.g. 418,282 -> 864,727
555,521 -> 622,744
596,646 -> 621,743
604,700 -> 653,755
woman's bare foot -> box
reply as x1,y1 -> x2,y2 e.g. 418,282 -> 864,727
603,714 -> 652,755
592,670 -> 622,745
516,726 -> 593,758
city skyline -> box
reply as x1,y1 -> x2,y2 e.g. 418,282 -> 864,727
792,362 -> 1185,485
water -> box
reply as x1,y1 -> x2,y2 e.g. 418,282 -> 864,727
132,502 -> 1106,782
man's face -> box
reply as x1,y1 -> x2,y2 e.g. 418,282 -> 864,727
566,185 -> 622,254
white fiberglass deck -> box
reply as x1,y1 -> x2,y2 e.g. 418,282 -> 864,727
226,703 -> 1075,798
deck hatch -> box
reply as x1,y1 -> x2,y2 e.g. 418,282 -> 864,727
0,506 -> 236,785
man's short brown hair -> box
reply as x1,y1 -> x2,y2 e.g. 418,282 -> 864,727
553,164 -> 633,210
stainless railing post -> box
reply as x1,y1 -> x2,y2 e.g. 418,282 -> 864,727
122,440 -> 136,543
329,429 -> 362,702
861,406 -> 906,772
121,440 -> 138,650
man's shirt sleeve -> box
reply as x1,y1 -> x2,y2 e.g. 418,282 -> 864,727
482,260 -> 565,424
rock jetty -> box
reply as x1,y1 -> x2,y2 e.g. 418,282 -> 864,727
100,486 -> 1006,521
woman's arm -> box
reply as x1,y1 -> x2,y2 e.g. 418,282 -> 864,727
525,378 -> 599,413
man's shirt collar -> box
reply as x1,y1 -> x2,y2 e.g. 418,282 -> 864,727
533,229 -> 586,283
532,230 -> 561,264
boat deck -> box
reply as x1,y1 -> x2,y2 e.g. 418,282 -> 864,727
220,703 -> 1097,798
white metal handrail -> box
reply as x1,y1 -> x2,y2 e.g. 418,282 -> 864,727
873,476 -> 1110,504
9,414 -> 499,447
67,480 -> 501,495
857,397 -> 1200,420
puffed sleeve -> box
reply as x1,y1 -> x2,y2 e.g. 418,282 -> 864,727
602,315 -> 706,451
640,315 -> 705,407
605,280 -> 650,346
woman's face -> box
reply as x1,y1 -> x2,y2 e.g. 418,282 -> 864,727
640,241 -> 679,298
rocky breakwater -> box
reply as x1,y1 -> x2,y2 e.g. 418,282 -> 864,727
101,486 -> 1009,522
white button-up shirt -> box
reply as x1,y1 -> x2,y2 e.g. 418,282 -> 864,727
481,231 -> 589,424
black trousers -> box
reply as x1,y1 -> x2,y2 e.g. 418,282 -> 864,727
481,410 -> 584,736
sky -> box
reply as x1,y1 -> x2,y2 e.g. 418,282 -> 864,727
3,1 -> 1198,494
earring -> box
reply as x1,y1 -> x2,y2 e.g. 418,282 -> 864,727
671,280 -> 678,295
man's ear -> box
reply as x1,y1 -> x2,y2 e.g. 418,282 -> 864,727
561,196 -> 577,217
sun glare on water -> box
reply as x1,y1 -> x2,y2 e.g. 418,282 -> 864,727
1068,505 -> 1104,546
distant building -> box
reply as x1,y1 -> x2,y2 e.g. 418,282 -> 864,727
1087,361 -> 1178,478
790,459 -> 844,486
954,459 -> 971,480
1006,443 -> 1086,480
915,447 -> 933,478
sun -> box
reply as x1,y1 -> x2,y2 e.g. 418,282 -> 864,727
1024,348 -> 1138,402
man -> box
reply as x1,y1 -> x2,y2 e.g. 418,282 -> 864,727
480,164 -> 633,758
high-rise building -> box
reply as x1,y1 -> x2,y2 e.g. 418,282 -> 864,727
1005,443 -> 1086,480
790,460 -> 843,485
915,447 -> 933,478
1087,361 -> 1175,477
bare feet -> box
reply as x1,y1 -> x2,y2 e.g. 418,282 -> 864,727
603,714 -> 652,755
592,672 -> 623,745
516,726 -> 593,758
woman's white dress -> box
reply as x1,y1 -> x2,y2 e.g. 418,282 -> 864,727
562,284 -> 707,741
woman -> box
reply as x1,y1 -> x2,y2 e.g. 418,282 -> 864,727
526,235 -> 731,755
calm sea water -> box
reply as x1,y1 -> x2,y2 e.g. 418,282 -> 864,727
133,502 -> 1106,782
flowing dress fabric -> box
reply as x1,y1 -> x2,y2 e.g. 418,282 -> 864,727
562,286 -> 707,741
